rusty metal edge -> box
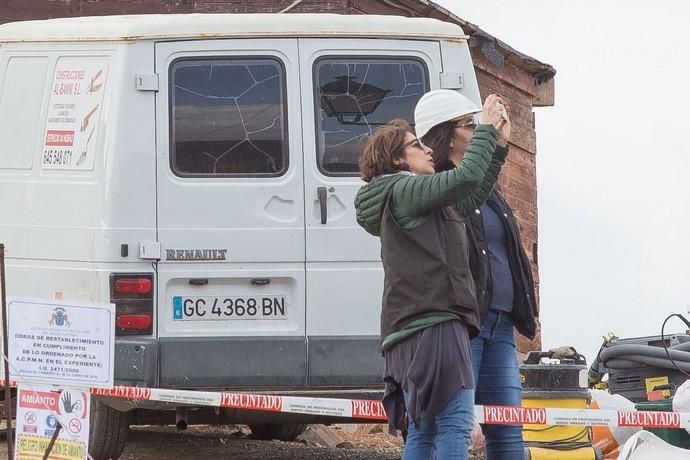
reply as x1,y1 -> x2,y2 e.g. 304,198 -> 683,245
0,244 -> 13,460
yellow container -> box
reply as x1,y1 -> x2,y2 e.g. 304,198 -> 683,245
526,446 -> 598,460
522,396 -> 590,444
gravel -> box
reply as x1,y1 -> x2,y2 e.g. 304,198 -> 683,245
118,425 -> 403,460
0,423 -> 486,459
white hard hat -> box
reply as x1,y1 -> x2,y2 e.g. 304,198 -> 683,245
414,89 -> 481,140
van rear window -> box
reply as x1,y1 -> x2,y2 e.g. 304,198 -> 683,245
170,58 -> 288,177
314,58 -> 429,176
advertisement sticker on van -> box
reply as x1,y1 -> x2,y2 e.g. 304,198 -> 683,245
42,60 -> 109,171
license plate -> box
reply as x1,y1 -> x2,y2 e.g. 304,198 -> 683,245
172,295 -> 287,321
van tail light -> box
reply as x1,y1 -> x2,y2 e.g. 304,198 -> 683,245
110,273 -> 154,336
116,314 -> 152,330
114,278 -> 152,295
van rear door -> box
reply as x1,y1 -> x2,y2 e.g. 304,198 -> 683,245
154,40 -> 306,388
299,39 -> 441,386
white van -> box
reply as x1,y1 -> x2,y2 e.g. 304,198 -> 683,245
0,13 -> 482,458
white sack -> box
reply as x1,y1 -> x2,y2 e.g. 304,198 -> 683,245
618,430 -> 690,460
591,389 -> 640,447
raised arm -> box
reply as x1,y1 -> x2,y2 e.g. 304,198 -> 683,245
391,124 -> 499,227
454,95 -> 512,216
454,144 -> 509,216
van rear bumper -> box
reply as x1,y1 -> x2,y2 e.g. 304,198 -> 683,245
114,338 -> 159,387
159,336 -> 306,387
114,336 -> 383,389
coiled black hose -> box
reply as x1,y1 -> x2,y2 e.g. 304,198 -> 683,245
589,314 -> 690,386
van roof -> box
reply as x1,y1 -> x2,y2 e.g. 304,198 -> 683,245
0,13 -> 467,43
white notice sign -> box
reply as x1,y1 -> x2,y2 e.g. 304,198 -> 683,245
14,384 -> 90,460
8,298 -> 115,388
42,60 -> 109,170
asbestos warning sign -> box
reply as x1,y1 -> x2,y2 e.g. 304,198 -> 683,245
14,384 -> 91,460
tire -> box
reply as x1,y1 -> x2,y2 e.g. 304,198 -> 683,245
88,399 -> 130,460
249,423 -> 308,441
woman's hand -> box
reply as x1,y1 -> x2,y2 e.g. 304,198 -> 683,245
480,94 -> 511,146
497,110 -> 511,147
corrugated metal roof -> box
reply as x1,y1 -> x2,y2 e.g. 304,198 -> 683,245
0,13 -> 467,43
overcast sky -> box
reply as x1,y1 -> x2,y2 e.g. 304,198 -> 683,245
434,0 -> 690,364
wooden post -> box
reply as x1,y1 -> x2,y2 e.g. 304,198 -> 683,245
42,424 -> 61,460
0,244 -> 13,459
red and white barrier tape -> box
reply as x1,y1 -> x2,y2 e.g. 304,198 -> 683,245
476,404 -> 690,430
6,381 -> 690,429
91,386 -> 387,421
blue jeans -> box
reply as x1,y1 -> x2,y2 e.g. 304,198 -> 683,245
403,388 -> 474,460
471,310 -> 525,460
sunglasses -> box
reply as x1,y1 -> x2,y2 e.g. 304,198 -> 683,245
454,120 -> 477,131
401,137 -> 426,151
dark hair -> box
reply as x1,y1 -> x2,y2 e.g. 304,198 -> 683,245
422,120 -> 456,172
359,119 -> 411,182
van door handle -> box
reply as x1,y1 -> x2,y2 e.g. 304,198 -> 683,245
317,186 -> 328,224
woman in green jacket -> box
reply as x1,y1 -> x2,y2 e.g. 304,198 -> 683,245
354,93 -> 508,460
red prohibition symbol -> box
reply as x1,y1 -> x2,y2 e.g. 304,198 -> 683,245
69,418 -> 82,434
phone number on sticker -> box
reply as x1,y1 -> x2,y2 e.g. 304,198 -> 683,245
172,295 -> 287,321
42,148 -> 73,166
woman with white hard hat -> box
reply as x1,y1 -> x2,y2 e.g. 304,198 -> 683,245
415,89 -> 510,215
354,94 -> 507,460
416,90 -> 538,460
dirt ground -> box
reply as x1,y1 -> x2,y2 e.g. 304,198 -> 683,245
0,424 -> 405,460
0,424 -> 488,459
119,425 -> 404,460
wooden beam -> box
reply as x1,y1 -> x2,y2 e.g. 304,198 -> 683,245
471,46 -> 542,99
533,78 -> 555,107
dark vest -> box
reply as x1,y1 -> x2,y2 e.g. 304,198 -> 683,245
379,200 -> 480,340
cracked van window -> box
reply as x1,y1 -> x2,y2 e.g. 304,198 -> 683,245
314,58 -> 428,176
171,58 -> 287,177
